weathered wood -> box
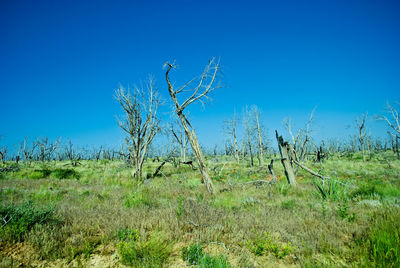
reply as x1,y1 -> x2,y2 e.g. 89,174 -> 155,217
267,159 -> 278,183
165,61 -> 219,194
153,161 -> 167,177
275,130 -> 297,186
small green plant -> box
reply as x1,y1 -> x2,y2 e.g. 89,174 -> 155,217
182,243 -> 204,265
337,201 -> 356,222
116,228 -> 139,241
278,183 -> 290,196
52,168 -> 80,180
247,232 -> 294,259
118,231 -> 172,267
314,179 -> 348,201
337,201 -> 349,219
181,243 -> 230,267
199,254 -> 230,268
281,199 -> 296,210
0,201 -> 56,242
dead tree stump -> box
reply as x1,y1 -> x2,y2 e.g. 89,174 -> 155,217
275,130 -> 297,186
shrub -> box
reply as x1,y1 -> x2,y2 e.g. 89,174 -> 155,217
182,243 -> 204,265
118,231 -> 172,267
0,201 -> 56,242
29,168 -> 51,179
247,232 -> 294,259
52,168 -> 80,180
181,243 -> 231,267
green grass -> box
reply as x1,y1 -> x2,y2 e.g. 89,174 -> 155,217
0,155 -> 399,267
0,201 -> 57,242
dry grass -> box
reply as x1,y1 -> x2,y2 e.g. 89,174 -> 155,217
1,154 -> 400,267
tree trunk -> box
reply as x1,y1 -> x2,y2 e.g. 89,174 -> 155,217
233,129 -> 240,163
177,113 -> 215,194
275,130 -> 297,186
255,113 -> 264,167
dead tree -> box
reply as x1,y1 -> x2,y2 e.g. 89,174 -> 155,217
243,106 -> 255,167
0,146 -> 7,165
355,112 -> 368,161
275,130 -> 297,186
223,111 -> 240,163
115,77 -> 161,180
284,107 -> 316,162
65,140 -> 81,166
250,105 -> 265,167
36,137 -> 59,161
377,102 -> 400,159
165,58 -> 222,195
21,138 -> 37,162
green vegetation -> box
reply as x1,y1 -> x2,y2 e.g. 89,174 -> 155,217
0,154 -> 399,267
182,243 -> 230,267
0,201 -> 56,242
117,231 -> 172,267
247,232 -> 294,259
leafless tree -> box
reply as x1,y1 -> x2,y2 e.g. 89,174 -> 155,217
223,110 -> 240,163
0,136 -> 7,164
65,140 -> 81,166
243,106 -> 255,167
284,107 -> 316,161
165,58 -> 222,194
36,137 -> 59,161
355,112 -> 368,161
21,137 -> 37,162
377,102 -> 400,159
115,77 -> 161,180
250,105 -> 265,167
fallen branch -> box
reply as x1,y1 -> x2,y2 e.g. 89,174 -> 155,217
293,159 -> 327,180
242,180 -> 276,187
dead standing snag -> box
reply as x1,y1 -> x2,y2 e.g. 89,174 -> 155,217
165,59 -> 222,194
115,78 -> 161,180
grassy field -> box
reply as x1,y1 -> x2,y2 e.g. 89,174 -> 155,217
1,153 -> 400,267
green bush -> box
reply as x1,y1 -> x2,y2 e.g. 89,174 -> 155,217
181,243 -> 231,267
29,168 -> 51,179
52,168 -> 80,180
0,201 -> 56,242
118,231 -> 172,267
182,243 -> 204,265
247,232 -> 294,259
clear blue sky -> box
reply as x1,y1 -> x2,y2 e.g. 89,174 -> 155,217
1,0 -> 399,150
